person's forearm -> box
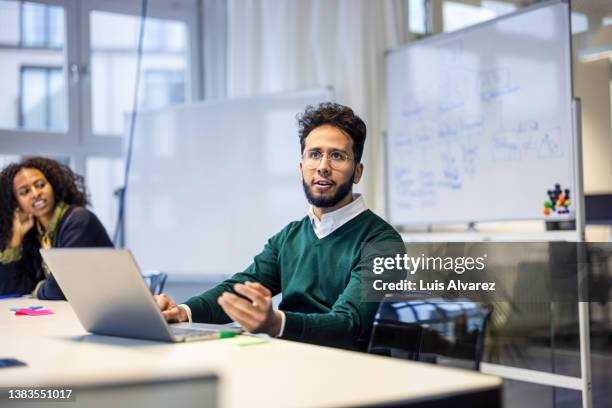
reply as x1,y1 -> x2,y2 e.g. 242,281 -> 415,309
185,270 -> 278,323
8,234 -> 22,249
36,277 -> 66,300
281,310 -> 360,348
184,284 -> 233,323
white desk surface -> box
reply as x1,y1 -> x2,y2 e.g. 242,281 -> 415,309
1,299 -> 501,408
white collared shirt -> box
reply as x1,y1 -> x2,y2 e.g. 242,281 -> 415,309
307,194 -> 368,239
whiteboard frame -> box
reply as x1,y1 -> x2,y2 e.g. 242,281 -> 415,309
383,0 -> 576,226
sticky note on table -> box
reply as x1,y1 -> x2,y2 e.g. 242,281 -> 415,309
224,335 -> 269,346
9,306 -> 43,312
14,308 -> 54,316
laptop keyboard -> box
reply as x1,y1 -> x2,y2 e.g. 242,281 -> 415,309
170,327 -> 216,337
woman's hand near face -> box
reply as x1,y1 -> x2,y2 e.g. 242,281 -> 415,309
9,209 -> 34,248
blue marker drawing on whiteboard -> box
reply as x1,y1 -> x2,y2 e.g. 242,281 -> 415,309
401,92 -> 425,118
538,128 -> 562,158
393,167 -> 415,197
517,119 -> 539,132
417,170 -> 436,208
479,67 -> 520,103
392,165 -> 436,209
492,132 -> 521,161
462,116 -> 484,131
414,123 -> 436,146
439,151 -> 462,189
384,1 -> 574,225
438,120 -> 460,141
462,143 -> 479,176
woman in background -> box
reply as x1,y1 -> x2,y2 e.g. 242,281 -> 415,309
0,157 -> 113,300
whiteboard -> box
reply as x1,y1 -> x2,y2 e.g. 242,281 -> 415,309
385,0 -> 575,225
126,89 -> 332,275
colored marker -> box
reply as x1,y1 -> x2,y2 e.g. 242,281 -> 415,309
0,294 -> 23,300
220,331 -> 239,339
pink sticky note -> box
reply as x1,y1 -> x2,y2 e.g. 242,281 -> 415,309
15,308 -> 54,316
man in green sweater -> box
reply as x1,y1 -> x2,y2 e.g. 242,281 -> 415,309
156,102 -> 403,350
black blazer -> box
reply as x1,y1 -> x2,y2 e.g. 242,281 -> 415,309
0,206 -> 113,300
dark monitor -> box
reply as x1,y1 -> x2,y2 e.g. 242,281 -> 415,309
585,194 -> 612,225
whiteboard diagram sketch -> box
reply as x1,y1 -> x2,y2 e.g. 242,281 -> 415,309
385,1 -> 574,225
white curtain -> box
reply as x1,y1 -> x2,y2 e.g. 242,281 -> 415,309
227,0 -> 409,213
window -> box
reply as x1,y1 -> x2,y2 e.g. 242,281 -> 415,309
0,0 -> 199,235
409,0 -> 427,34
20,1 -> 63,48
19,66 -> 65,131
0,0 -> 66,132
90,11 -> 189,136
571,12 -> 588,34
481,0 -> 515,16
142,69 -> 185,109
443,0 -> 516,33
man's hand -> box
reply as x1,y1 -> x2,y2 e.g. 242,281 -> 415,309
9,209 -> 34,248
155,294 -> 188,323
218,282 -> 282,336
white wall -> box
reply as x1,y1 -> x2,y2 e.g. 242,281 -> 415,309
573,27 -> 612,194
573,24 -> 612,240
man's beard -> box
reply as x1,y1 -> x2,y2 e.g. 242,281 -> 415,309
302,172 -> 354,208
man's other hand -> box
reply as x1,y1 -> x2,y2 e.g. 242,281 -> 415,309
155,294 -> 188,323
217,282 -> 282,336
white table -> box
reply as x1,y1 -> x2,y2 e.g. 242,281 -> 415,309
1,299 -> 501,407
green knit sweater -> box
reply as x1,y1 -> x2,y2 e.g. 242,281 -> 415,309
185,209 -> 403,349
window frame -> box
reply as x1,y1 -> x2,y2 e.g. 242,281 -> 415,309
0,0 -> 80,160
18,64 -> 64,130
78,0 -> 201,143
19,0 -> 64,48
0,0 -> 201,176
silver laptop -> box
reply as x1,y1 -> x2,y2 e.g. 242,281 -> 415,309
40,248 -> 241,342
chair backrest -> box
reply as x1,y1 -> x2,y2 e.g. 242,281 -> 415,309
368,295 -> 491,371
142,271 -> 168,295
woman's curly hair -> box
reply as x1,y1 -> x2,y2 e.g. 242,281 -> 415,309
0,157 -> 88,249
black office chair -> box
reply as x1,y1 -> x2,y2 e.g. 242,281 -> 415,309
142,271 -> 168,295
368,295 -> 492,371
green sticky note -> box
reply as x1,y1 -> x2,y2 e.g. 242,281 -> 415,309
224,335 -> 269,346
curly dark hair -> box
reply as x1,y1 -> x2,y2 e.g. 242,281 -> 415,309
297,102 -> 367,163
0,157 -> 88,249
